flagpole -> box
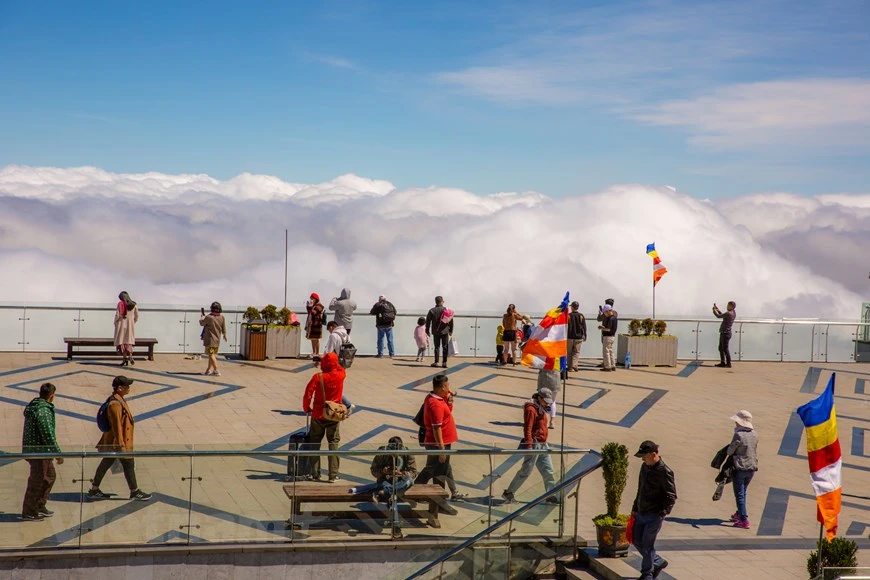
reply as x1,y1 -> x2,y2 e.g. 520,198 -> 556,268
816,522 -> 825,577
652,273 -> 656,319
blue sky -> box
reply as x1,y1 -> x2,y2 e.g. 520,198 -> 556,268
1,0 -> 869,198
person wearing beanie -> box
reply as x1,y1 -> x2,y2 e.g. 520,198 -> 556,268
501,388 -> 558,504
370,294 -> 397,358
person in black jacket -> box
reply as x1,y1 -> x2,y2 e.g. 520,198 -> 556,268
712,301 -> 736,368
597,298 -> 618,371
567,301 -> 587,371
425,296 -> 454,368
370,295 -> 397,358
631,440 -> 677,580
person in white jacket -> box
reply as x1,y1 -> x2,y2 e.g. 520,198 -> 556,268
323,322 -> 349,355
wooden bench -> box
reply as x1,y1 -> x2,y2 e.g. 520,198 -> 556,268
282,482 -> 451,528
63,338 -> 159,361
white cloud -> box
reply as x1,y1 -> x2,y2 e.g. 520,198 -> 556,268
636,79 -> 870,149
0,165 -> 864,320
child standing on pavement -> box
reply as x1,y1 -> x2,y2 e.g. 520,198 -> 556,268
495,324 -> 505,365
414,317 -> 428,362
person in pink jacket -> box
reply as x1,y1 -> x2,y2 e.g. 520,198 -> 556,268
414,317 -> 429,362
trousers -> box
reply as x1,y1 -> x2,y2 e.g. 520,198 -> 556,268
632,511 -> 665,579
602,336 -> 615,369
22,459 -> 56,516
92,457 -> 139,491
307,418 -> 341,480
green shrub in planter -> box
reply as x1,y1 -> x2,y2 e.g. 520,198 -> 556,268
628,320 -> 641,337
592,442 -> 630,525
278,307 -> 292,326
654,320 -> 667,337
641,318 -> 654,336
260,304 -> 279,325
243,307 -> 260,322
806,537 -> 858,579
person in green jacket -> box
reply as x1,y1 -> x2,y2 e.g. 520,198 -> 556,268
21,382 -> 63,521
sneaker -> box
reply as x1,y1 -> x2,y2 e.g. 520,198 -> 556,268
734,519 -> 750,529
202,370 -> 213,376
450,492 -> 467,502
441,363 -> 447,368
130,490 -> 153,501
501,490 -> 515,504
715,363 -> 727,368
375,354 -> 384,359
213,371 -> 221,377
347,403 -> 357,416
431,362 -> 440,367
600,368 -> 611,372
22,514 -> 45,521
327,476 -> 339,483
729,512 -> 740,522
652,560 -> 669,578
87,488 -> 110,500
37,507 -> 54,517
725,363 -> 732,368
548,422 -> 555,429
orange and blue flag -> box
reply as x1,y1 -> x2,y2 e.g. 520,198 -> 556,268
796,373 -> 842,540
646,243 -> 667,286
521,292 -> 569,371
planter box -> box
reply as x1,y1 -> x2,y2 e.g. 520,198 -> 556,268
240,325 -> 266,361
595,524 -> 630,557
266,326 -> 302,359
616,335 -> 678,367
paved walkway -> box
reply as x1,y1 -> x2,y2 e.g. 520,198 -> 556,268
0,353 -> 868,578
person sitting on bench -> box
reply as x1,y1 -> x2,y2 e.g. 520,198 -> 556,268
349,435 -> 417,505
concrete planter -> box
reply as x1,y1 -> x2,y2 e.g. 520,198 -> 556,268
265,326 -> 301,359
595,523 -> 630,557
616,334 -> 678,367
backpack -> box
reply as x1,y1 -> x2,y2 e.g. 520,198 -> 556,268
96,396 -> 117,433
440,307 -> 454,324
412,402 -> 426,445
380,302 -> 396,325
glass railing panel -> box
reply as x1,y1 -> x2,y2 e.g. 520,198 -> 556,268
694,320 -> 726,361
781,323 -> 815,362
188,447 -> 290,544
476,316 -> 501,361
0,448 -> 84,549
76,309 -> 117,339
824,323 -> 861,363
77,447 -> 192,547
735,322 -> 782,361
0,306 -> 25,351
132,310 -> 188,355
22,308 -> 81,352
659,319 -> 700,360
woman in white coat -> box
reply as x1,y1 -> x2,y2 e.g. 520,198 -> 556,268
114,291 -> 139,366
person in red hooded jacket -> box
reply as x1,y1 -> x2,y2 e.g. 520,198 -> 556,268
302,352 -> 346,482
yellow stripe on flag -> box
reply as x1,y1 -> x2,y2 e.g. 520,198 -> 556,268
806,410 -> 838,452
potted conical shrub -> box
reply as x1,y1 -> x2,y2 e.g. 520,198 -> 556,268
807,537 -> 858,579
593,442 -> 631,557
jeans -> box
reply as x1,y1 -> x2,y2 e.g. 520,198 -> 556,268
92,457 -> 138,491
505,443 -> 556,495
632,511 -> 666,579
415,444 -> 457,494
307,418 -> 341,480
719,332 -> 732,365
602,336 -> 615,369
377,327 -> 395,356
22,459 -> 56,516
567,338 -> 582,370
732,469 -> 755,520
352,475 -> 415,498
433,334 -> 449,364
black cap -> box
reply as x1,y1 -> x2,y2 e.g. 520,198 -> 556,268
634,440 -> 658,457
604,298 -> 615,306
570,301 -> 579,308
112,375 -> 134,388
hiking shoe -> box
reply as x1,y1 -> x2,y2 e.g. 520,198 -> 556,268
87,488 -> 110,500
22,514 -> 45,521
733,519 -> 750,529
37,507 -> 54,517
653,560 -> 669,578
130,490 -> 153,501
450,492 -> 467,502
729,512 -> 740,522
501,490 -> 515,504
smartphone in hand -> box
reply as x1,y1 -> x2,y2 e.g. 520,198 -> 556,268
201,307 -> 206,316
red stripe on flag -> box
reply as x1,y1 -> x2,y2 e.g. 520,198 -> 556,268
808,440 -> 842,473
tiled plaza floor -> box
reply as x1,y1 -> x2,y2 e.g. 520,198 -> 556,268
0,352 -> 868,578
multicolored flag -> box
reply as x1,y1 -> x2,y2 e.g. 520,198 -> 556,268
796,373 -> 842,540
520,292 -> 569,371
646,243 -> 667,286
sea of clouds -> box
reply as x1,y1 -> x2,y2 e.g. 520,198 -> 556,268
0,165 -> 866,320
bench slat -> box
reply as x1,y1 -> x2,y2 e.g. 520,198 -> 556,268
64,338 -> 159,345
282,484 -> 448,501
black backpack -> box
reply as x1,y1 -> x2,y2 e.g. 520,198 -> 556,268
380,302 -> 396,325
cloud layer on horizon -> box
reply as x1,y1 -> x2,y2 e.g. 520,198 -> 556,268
0,165 -> 865,320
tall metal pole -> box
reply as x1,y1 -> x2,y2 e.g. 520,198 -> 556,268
652,275 -> 656,319
284,229 -> 288,308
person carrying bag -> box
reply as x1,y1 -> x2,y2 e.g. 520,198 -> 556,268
302,352 -> 347,483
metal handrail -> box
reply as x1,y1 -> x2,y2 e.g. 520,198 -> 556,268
405,449 -> 603,580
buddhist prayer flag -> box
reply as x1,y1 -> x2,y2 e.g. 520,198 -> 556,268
646,243 -> 667,286
796,373 -> 842,540
521,292 -> 569,371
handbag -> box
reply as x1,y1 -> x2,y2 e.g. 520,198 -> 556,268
448,337 -> 459,356
319,373 -> 348,421
626,513 -> 636,544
